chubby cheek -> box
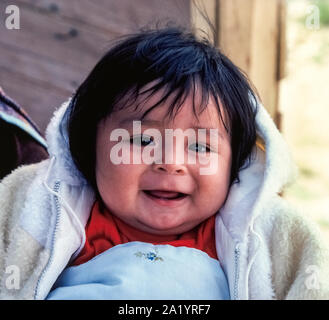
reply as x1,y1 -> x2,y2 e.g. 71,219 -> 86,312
95,130 -> 138,211
192,155 -> 232,214
197,176 -> 230,213
96,162 -> 141,211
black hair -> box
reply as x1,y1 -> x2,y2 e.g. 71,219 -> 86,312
68,26 -> 258,189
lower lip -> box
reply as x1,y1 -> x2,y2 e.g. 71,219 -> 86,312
142,191 -> 188,207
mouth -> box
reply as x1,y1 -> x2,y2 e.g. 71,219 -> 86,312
142,190 -> 188,206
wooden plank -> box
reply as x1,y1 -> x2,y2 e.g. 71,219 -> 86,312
0,0 -> 191,132
249,0 -> 279,119
191,0 -> 217,44
217,0 -> 283,122
15,0 -> 191,33
218,0 -> 254,73
0,0 -> 191,88
0,68 -> 69,133
275,0 -> 286,131
277,0 -> 287,81
0,0 -> 116,71
0,42 -> 83,93
12,0 -> 131,34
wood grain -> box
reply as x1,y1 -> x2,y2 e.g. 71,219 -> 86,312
0,0 -> 190,132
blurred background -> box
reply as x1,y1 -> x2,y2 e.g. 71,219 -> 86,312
280,0 -> 329,244
0,0 -> 328,243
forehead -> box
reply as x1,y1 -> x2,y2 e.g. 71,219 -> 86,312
110,85 -> 228,132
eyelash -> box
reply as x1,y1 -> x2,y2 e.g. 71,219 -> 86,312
130,135 -> 155,146
189,143 -> 212,153
129,135 -> 212,153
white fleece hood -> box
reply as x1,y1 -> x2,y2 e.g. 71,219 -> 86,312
220,104 -> 297,242
45,97 -> 297,232
43,97 -> 298,300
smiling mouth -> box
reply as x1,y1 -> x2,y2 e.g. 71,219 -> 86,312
143,190 -> 188,201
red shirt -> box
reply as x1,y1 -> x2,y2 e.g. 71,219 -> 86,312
72,201 -> 218,266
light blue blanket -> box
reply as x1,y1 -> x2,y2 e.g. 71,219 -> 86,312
47,242 -> 230,300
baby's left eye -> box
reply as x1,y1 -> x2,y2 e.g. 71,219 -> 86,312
130,134 -> 154,147
189,143 -> 211,153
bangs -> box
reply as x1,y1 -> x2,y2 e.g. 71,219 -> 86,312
112,75 -> 230,134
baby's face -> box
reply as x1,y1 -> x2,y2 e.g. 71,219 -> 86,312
95,90 -> 232,235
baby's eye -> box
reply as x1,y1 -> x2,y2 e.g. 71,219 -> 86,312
130,134 -> 154,147
189,143 -> 211,153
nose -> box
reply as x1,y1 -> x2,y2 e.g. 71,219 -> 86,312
152,162 -> 187,175
151,131 -> 189,175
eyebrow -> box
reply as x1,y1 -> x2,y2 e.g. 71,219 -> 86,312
119,118 -> 224,138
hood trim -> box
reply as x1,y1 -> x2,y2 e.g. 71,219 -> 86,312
44,98 -> 297,246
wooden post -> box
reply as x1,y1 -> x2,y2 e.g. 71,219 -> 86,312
190,0 -> 217,45
191,0 -> 286,128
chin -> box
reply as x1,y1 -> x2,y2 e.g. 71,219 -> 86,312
137,218 -> 193,235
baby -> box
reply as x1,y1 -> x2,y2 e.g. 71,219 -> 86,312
1,27 -> 328,300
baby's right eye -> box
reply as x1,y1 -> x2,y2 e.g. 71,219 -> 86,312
130,135 -> 154,147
